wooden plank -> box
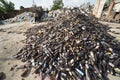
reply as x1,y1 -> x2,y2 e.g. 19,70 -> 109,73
106,0 -> 115,18
96,0 -> 106,18
93,0 -> 100,15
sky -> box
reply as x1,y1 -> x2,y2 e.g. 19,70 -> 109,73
7,0 -> 95,9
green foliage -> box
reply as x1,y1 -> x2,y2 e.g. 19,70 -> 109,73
20,6 -> 24,10
51,0 -> 64,10
0,0 -> 15,14
0,6 -> 6,13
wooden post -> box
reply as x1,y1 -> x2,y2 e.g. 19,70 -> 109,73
106,0 -> 115,18
96,0 -> 106,18
93,0 -> 106,18
93,0 -> 100,16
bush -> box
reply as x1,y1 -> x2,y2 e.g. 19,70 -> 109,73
0,0 -> 15,14
20,6 -> 24,10
51,0 -> 64,10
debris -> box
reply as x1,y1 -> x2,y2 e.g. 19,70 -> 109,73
0,29 -> 6,32
16,65 -> 27,70
4,47 -> 7,49
2,12 -> 36,24
101,12 -> 120,23
14,8 -> 120,80
10,65 -> 18,71
0,72 -> 6,80
21,78 -> 25,80
10,67 -> 14,71
8,63 -> 10,65
21,68 -> 31,77
34,76 -> 37,78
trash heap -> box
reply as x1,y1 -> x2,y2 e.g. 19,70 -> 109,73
100,12 -> 120,23
3,12 -> 36,24
14,9 -> 120,80
41,8 -> 90,21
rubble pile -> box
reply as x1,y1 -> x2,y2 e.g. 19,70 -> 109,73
101,12 -> 120,23
2,12 -> 36,24
14,9 -> 120,80
41,8 -> 90,21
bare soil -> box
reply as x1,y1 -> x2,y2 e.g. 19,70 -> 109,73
0,22 -> 46,80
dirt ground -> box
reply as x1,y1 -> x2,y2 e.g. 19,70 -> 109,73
0,21 -> 120,80
0,22 -> 47,80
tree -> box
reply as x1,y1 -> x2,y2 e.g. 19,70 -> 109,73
51,0 -> 64,10
0,0 -> 14,14
20,6 -> 24,10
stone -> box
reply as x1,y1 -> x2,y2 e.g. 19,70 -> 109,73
0,72 -> 6,80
